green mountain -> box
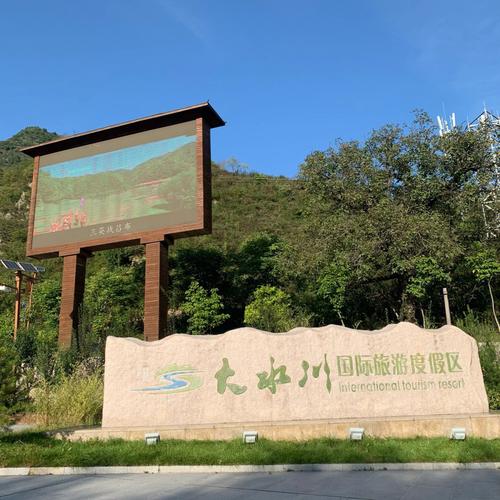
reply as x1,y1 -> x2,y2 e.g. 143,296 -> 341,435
0,127 -> 58,167
0,127 -> 305,258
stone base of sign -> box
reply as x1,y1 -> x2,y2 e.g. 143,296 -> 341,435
102,323 -> 489,428
61,412 -> 499,442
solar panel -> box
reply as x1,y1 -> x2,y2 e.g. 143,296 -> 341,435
0,259 -> 45,273
19,262 -> 38,273
0,259 -> 23,271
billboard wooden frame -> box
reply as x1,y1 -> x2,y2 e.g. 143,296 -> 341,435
21,102 -> 224,346
22,102 -> 224,259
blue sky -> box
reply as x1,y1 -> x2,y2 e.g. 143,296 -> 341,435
1,0 -> 499,177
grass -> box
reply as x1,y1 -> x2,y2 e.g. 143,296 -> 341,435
455,311 -> 498,342
0,432 -> 499,467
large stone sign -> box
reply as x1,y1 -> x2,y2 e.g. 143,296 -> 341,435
102,323 -> 489,428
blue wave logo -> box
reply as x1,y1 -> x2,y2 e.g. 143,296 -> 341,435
135,364 -> 203,394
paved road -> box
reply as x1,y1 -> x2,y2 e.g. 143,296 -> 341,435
0,470 -> 498,499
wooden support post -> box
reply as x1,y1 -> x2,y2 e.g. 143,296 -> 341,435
13,271 -> 22,340
443,287 -> 452,325
59,253 -> 88,348
25,274 -> 35,330
143,240 -> 169,341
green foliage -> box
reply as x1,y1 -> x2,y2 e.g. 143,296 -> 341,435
455,309 -> 497,341
0,127 -> 57,167
0,313 -> 13,339
467,244 -> 500,283
181,281 -> 229,335
466,243 -> 500,332
31,368 -> 103,428
0,116 -> 497,429
0,336 -> 17,425
208,164 -> 306,247
317,258 -> 350,323
234,233 -> 281,293
28,278 -> 61,329
13,326 -> 61,411
74,269 -> 143,357
0,115 -> 497,368
406,257 -> 450,300
170,246 -> 227,305
478,342 -> 500,410
294,111 -> 497,325
244,285 -> 297,332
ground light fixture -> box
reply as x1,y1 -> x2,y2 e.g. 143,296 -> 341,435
144,432 -> 161,445
242,431 -> 258,444
450,428 -> 466,440
349,427 -> 365,440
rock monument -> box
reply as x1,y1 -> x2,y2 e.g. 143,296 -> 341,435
102,322 -> 489,428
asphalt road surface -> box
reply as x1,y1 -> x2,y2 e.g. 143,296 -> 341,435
0,470 -> 498,499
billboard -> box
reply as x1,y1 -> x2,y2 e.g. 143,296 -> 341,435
22,104 -> 223,257
33,121 -> 197,249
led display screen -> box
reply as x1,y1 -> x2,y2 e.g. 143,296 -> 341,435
32,121 -> 198,249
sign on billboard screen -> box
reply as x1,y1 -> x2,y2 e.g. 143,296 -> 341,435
32,121 -> 198,250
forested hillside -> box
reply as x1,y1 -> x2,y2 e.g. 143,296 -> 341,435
0,112 -> 499,423
0,113 -> 498,339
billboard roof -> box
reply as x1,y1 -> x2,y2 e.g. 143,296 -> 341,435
20,102 -> 224,158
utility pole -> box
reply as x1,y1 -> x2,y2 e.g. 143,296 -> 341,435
443,287 -> 452,325
14,271 -> 23,339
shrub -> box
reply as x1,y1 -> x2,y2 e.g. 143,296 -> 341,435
31,368 -> 103,428
0,334 -> 18,426
15,326 -> 59,382
181,281 -> 229,334
479,341 -> 500,411
244,285 -> 299,332
456,309 -> 497,341
28,278 -> 61,329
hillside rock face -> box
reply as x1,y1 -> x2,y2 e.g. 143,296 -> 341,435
102,322 -> 489,428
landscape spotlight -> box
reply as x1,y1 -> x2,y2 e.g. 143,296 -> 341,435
349,427 -> 364,441
450,428 -> 466,440
144,432 -> 160,445
242,431 -> 258,444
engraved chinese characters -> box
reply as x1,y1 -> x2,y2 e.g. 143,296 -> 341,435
102,323 -> 489,428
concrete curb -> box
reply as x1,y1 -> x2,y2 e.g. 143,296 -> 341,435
0,463 -> 499,475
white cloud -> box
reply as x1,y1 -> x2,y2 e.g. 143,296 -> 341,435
155,0 -> 211,47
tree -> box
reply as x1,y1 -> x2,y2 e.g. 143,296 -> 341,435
317,258 -> 350,326
297,111 -> 495,325
170,246 -> 228,305
181,281 -> 229,335
406,257 -> 450,327
221,157 -> 249,175
244,285 -> 295,332
28,278 -> 61,329
467,245 -> 500,333
233,233 -> 281,299
77,269 -> 142,356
